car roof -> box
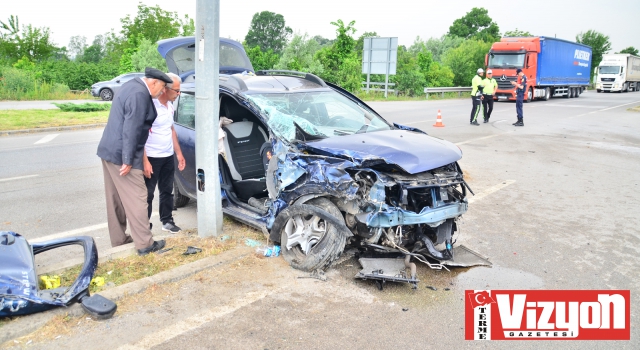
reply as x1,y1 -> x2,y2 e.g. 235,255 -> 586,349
179,72 -> 333,94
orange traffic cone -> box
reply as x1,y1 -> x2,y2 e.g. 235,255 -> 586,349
433,110 -> 445,127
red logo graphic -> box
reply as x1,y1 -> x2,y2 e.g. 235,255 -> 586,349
573,61 -> 579,65
468,291 -> 496,308
465,290 -> 630,340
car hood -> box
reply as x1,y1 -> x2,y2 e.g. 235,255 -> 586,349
156,36 -> 254,76
303,129 -> 462,174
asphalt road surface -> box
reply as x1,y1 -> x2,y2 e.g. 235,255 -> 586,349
1,90 -> 639,348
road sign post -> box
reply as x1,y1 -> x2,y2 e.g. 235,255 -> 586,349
194,0 -> 222,237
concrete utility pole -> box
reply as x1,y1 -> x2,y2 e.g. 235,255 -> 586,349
195,0 -> 222,237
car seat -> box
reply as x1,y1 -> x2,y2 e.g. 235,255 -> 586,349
222,121 -> 269,200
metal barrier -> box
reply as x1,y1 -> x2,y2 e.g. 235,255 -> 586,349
424,87 -> 472,99
362,82 -> 396,95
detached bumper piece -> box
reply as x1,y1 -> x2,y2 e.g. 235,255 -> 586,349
0,231 -> 116,319
356,257 -> 418,291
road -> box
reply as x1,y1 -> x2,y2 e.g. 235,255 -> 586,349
1,90 -> 639,348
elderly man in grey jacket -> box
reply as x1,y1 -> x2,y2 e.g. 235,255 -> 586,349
97,67 -> 172,255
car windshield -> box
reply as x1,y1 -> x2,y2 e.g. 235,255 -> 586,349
599,66 -> 621,74
488,53 -> 525,68
246,91 -> 392,142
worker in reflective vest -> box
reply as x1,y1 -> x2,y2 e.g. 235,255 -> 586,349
482,70 -> 498,123
470,68 -> 484,126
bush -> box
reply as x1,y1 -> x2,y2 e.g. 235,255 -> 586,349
0,67 -> 36,96
53,102 -> 111,112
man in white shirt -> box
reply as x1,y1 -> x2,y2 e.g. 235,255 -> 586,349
143,73 -> 186,233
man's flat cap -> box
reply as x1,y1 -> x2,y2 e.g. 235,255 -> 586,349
145,67 -> 172,84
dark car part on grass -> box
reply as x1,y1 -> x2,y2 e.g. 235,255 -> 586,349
0,231 -> 117,319
160,37 -> 490,289
183,246 -> 202,255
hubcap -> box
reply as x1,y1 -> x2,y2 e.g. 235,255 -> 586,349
284,214 -> 327,254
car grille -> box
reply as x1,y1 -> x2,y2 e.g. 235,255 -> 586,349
601,78 -> 615,82
497,76 -> 517,90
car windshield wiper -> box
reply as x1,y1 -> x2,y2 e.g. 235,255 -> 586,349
333,129 -> 351,136
355,124 -> 370,134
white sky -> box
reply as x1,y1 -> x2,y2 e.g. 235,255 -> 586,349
3,0 -> 639,53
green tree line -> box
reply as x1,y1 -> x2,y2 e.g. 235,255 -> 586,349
0,5 -> 633,100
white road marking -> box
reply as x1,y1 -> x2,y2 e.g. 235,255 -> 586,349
34,133 -> 59,144
30,213 -> 159,243
468,180 -> 516,204
118,290 -> 273,350
0,174 -> 39,182
455,133 -> 510,146
544,104 -> 606,108
596,100 -> 640,112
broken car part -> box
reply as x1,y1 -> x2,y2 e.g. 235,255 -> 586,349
0,232 -> 117,319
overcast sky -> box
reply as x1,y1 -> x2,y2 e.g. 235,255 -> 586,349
4,0 -> 639,53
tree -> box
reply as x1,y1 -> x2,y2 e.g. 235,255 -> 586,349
244,45 -> 279,71
120,3 -> 191,44
82,35 -> 107,63
0,15 -> 20,63
355,31 -> 378,59
314,20 -> 361,92
423,35 -> 464,63
274,33 -> 323,74
15,24 -> 57,62
68,35 -> 87,60
618,46 -> 639,56
504,28 -> 533,37
130,38 -> 167,72
443,39 -> 492,86
312,35 -> 334,48
244,11 -> 292,54
448,7 -> 500,42
576,30 -> 611,80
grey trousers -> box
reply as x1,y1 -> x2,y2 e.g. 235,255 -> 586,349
101,159 -> 154,250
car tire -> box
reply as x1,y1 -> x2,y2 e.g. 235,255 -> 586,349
100,89 -> 113,101
278,198 -> 347,272
174,180 -> 190,208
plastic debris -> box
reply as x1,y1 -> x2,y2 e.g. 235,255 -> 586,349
426,286 -> 437,291
183,246 -> 202,255
263,245 -> 281,257
402,308 -> 409,312
90,277 -> 105,287
244,238 -> 262,247
39,275 -> 61,290
220,235 -> 231,242
157,247 -> 174,254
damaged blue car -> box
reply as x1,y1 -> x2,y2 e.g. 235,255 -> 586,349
159,37 -> 489,287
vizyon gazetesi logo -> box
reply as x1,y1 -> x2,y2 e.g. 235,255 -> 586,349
465,290 -> 630,340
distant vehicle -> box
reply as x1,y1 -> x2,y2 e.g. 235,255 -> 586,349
595,54 -> 640,93
91,73 -> 144,101
486,37 -> 592,102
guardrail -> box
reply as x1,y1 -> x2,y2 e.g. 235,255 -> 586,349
362,82 -> 396,94
424,87 -> 472,99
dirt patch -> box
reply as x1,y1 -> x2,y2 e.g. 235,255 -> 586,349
628,105 -> 640,112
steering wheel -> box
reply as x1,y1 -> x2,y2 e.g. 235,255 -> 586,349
325,116 -> 347,126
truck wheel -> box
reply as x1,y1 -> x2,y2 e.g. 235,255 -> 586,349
174,181 -> 190,208
575,88 -> 581,98
278,198 -> 347,272
525,88 -> 533,103
542,87 -> 551,101
597,89 -> 602,93
563,88 -> 570,98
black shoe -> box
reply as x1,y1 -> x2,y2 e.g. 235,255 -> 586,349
512,121 -> 519,126
137,240 -> 166,256
162,221 -> 181,234
470,121 -> 480,125
514,121 -> 524,127
483,119 -> 489,123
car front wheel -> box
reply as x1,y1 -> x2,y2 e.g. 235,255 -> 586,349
100,89 -> 113,101
276,198 -> 347,272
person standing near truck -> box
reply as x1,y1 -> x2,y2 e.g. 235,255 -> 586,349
482,69 -> 498,123
470,68 -> 484,126
511,68 -> 527,126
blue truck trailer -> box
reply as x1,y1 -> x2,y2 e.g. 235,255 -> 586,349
486,36 -> 593,101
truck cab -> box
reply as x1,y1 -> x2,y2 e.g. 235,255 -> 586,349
486,38 -> 539,102
596,54 -> 640,93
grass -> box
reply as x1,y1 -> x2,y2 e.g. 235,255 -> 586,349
0,109 -> 109,131
55,217 -> 264,295
356,90 -> 468,101
627,105 -> 640,112
52,102 -> 110,112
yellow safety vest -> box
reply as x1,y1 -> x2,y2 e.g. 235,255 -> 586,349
471,75 -> 483,96
483,78 -> 498,95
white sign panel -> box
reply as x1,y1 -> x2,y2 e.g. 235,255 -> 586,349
362,37 -> 398,75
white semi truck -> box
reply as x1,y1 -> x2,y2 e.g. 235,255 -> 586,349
596,54 -> 640,93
